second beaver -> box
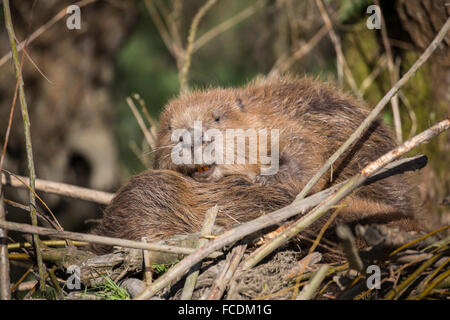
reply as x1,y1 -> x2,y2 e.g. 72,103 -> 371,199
91,76 -> 418,253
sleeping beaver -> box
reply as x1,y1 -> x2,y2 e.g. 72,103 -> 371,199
91,76 -> 418,253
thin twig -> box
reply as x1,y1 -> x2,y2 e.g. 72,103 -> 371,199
270,24 -> 328,75
314,0 -> 361,98
179,0 -> 218,92
144,0 -> 182,62
1,170 -> 114,205
359,54 -> 387,94
142,237 -> 153,286
290,204 -> 346,299
181,206 -> 218,300
0,0 -> 97,68
48,266 -> 63,299
241,119 -> 449,270
388,225 -> 450,257
128,141 -> 151,168
296,265 -> 329,300
336,224 -> 364,272
126,97 -> 156,150
7,240 -> 88,251
132,93 -> 158,140
193,0 -> 267,52
297,16 -> 450,200
3,0 -> 46,291
375,0 -> 402,144
10,265 -> 33,293
204,243 -> 247,300
414,267 -> 450,300
398,91 -> 418,139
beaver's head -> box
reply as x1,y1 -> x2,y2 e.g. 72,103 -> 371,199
153,88 -> 271,182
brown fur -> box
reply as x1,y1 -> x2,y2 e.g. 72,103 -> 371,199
91,76 -> 418,254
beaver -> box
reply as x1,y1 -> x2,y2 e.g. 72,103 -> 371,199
91,75 -> 418,254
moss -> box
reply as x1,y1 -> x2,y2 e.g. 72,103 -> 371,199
401,51 -> 449,215
342,25 -> 448,217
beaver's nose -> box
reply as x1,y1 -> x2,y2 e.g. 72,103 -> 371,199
187,127 -> 205,146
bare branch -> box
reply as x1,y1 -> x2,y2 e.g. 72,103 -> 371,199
179,0 -> 218,92
314,0 -> 361,98
194,0 -> 267,52
0,219 -> 222,258
375,0 -> 402,144
3,0 -> 46,291
0,0 -> 98,68
1,171 -> 114,205
181,206 -> 218,300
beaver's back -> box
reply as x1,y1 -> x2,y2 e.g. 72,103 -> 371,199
240,76 -> 414,216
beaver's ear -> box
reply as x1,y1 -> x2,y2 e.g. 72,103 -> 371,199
234,98 -> 245,112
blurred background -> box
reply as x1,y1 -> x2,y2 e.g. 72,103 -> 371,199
0,0 -> 449,243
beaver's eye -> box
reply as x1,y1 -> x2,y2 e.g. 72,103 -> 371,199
214,115 -> 221,122
168,124 -> 172,130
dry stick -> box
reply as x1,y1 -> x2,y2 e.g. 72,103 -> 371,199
0,219 -> 223,259
0,0 -> 97,68
1,169 -> 66,235
13,35 -> 53,84
10,265 -> 33,293
290,203 -> 346,299
399,91 -> 418,139
0,1 -> 31,300
271,8 -> 340,76
241,118 -> 450,270
132,93 -> 158,140
181,206 -> 218,300
141,237 -> 153,286
296,265 -> 330,300
297,16 -> 450,200
3,198 -> 60,232
0,186 -> 10,299
375,0 -> 402,144
388,225 -> 450,258
204,243 -> 247,300
284,0 -> 300,46
157,0 -> 183,54
336,224 -> 364,272
179,0 -> 218,92
3,0 -> 46,291
193,0 -> 267,52
134,155 -> 428,300
359,54 -> 387,94
270,24 -> 328,75
0,58 -> 21,168
48,266 -> 63,299
314,0 -> 361,98
126,97 -> 156,150
1,171 -> 113,205
8,240 -> 87,250
129,141 -> 150,168
144,0 -> 182,62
